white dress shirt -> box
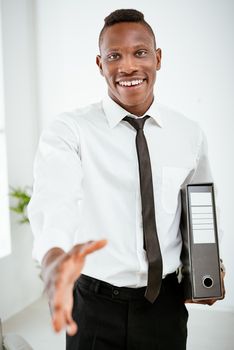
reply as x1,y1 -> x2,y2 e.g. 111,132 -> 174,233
28,96 -> 213,287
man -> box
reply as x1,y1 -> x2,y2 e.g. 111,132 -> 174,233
28,9 -> 225,350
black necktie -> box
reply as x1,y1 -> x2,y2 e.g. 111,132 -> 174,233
123,115 -> 163,303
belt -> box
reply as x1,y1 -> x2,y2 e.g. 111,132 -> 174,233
76,272 -> 178,301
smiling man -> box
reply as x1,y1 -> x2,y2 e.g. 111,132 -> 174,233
28,9 -> 224,350
96,20 -> 161,116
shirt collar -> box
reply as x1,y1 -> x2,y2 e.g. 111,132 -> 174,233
102,95 -> 163,129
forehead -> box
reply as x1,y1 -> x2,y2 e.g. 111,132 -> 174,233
100,22 -> 155,52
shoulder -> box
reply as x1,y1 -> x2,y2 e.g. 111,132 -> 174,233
56,101 -> 103,126
157,103 -> 203,139
38,102 -> 103,147
45,101 -> 103,134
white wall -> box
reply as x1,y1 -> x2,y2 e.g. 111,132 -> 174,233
35,0 -> 234,310
0,0 -> 43,320
0,1 -> 11,259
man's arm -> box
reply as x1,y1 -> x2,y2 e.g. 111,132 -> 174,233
185,128 -> 225,305
28,117 -> 107,333
28,116 -> 85,265
41,240 -> 107,335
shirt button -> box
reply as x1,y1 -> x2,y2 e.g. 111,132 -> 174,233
113,289 -> 119,296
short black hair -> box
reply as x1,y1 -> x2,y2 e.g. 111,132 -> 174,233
98,9 -> 156,50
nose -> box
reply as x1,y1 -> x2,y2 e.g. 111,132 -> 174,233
118,55 -> 138,74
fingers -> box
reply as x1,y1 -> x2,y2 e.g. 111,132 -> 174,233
79,239 -> 107,258
52,284 -> 77,335
52,309 -> 77,335
221,270 -> 226,299
184,299 -> 192,304
52,306 -> 64,333
52,312 -> 77,335
185,298 -> 216,305
65,311 -> 78,336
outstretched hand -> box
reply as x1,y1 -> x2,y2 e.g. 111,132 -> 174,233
42,240 -> 107,335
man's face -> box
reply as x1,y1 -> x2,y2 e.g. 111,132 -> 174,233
96,22 -> 161,116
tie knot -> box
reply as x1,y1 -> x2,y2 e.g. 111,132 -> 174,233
123,115 -> 150,131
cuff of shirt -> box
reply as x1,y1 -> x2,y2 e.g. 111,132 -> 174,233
32,229 -> 73,265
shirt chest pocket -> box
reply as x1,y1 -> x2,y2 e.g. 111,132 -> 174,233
161,166 -> 190,214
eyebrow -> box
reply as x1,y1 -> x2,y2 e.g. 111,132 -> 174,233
103,44 -> 152,54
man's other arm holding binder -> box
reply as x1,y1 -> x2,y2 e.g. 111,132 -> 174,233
182,129 -> 225,305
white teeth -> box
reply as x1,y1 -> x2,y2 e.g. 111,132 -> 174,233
118,79 -> 143,87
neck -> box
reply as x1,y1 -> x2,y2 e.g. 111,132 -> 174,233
109,95 -> 154,117
124,105 -> 150,117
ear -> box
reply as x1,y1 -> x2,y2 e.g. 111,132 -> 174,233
96,55 -> 104,76
155,48 -> 162,71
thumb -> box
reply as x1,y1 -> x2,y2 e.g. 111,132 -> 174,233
79,239 -> 107,258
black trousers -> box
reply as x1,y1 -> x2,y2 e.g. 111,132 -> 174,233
66,273 -> 188,350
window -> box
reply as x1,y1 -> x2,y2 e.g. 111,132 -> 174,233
0,6 -> 11,258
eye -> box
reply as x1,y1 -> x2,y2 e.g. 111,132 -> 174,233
107,53 -> 120,61
136,50 -> 148,57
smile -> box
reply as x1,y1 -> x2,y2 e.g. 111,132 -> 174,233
118,79 -> 145,87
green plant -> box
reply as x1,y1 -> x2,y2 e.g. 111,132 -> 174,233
9,186 -> 32,224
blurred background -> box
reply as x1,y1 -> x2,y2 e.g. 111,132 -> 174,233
0,0 -> 233,349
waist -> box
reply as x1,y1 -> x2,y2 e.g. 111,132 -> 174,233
81,252 -> 182,287
76,272 -> 179,301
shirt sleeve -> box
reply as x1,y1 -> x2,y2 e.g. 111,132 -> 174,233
27,116 -> 84,264
190,128 -> 224,243
190,129 -> 213,184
